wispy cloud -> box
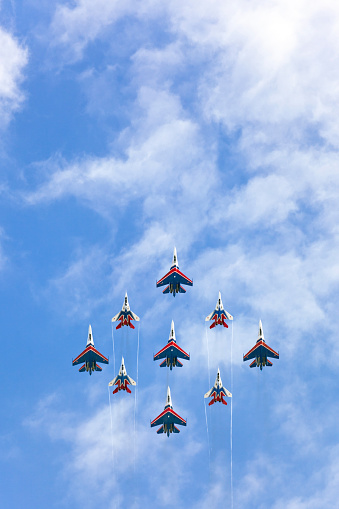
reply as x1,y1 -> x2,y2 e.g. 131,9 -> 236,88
0,26 -> 27,128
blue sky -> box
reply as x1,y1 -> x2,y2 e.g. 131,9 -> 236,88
1,1 -> 339,508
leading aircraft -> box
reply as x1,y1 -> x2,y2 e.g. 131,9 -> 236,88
112,292 -> 140,329
108,356 -> 136,394
72,325 -> 109,375
151,386 -> 187,436
204,368 -> 232,406
243,320 -> 279,370
156,247 -> 193,297
205,291 -> 233,329
153,320 -> 190,370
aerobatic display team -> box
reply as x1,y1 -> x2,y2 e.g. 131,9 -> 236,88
72,247 -> 280,436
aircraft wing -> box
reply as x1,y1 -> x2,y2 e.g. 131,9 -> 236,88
112,311 -> 122,322
262,343 -> 279,359
205,311 -> 215,321
151,408 -> 186,428
156,267 -> 193,288
223,310 -> 233,320
243,341 -> 279,362
243,343 -> 260,361
129,310 -> 140,322
221,387 -> 232,398
73,346 -> 109,366
154,342 -> 190,361
127,375 -> 136,386
108,375 -> 118,387
204,387 -> 214,398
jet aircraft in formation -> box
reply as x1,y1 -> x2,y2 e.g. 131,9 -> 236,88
151,386 -> 187,436
153,320 -> 190,369
204,368 -> 232,405
109,356 -> 136,394
243,320 -> 279,370
206,291 -> 233,329
72,325 -> 109,375
72,249 -> 280,440
156,247 -> 193,297
112,292 -> 140,329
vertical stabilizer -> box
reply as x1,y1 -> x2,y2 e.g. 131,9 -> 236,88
87,325 -> 94,346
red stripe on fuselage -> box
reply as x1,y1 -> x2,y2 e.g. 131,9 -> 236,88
73,345 -> 109,364
151,407 -> 186,426
157,267 -> 193,286
243,340 -> 278,360
154,341 -> 189,359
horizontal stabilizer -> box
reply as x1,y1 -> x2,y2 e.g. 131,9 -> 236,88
159,360 -> 167,368
208,399 -> 215,406
116,321 -> 123,330
266,359 -> 273,366
173,425 -> 180,433
157,426 -> 164,434
249,359 -> 257,368
78,364 -> 86,372
175,359 -> 183,367
178,285 -> 186,293
95,365 -> 102,371
163,286 -> 170,294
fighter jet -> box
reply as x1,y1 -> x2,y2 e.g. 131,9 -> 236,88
156,247 -> 193,297
153,320 -> 190,370
151,387 -> 186,437
204,368 -> 232,406
205,291 -> 233,329
108,356 -> 136,394
243,320 -> 279,370
72,325 -> 109,375
112,292 -> 140,329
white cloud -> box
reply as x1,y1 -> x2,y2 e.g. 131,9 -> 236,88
25,388 -> 204,508
0,26 -> 27,128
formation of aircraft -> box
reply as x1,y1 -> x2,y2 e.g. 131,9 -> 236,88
150,386 -> 187,436
72,325 -> 109,375
72,248 -> 280,436
243,320 -> 279,370
204,368 -> 232,405
153,320 -> 190,369
109,356 -> 136,394
112,292 -> 140,329
206,291 -> 233,329
156,247 -> 193,297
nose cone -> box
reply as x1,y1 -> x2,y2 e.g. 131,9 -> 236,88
166,386 -> 173,408
216,368 -> 222,387
120,356 -> 127,375
169,320 -> 176,342
87,324 -> 94,346
217,291 -> 223,309
258,320 -> 264,341
123,292 -> 129,310
172,247 -> 178,267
